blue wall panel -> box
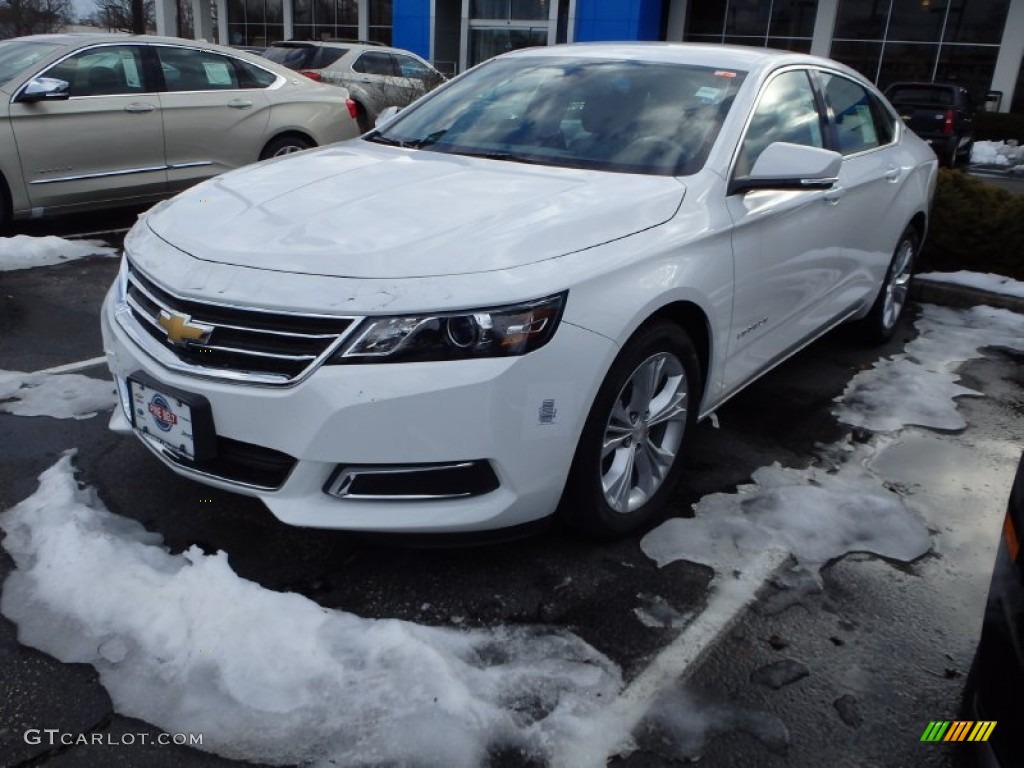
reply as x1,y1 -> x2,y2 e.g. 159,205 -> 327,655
392,0 -> 431,58
574,0 -> 664,42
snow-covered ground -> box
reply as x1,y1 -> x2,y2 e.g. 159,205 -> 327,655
2,272 -> 1024,765
0,235 -> 116,272
0,370 -> 117,419
970,139 -> 1024,169
918,270 -> 1024,299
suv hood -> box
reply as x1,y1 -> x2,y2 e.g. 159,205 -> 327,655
145,142 -> 685,279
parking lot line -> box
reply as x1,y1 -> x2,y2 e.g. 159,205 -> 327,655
554,548 -> 790,767
65,228 -> 129,241
34,356 -> 108,376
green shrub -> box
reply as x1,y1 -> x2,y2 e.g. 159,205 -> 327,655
919,169 -> 1024,280
974,112 -> 1024,142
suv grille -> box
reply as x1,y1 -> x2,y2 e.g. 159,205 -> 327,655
125,264 -> 355,384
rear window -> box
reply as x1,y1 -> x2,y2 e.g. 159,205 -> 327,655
886,86 -> 954,106
312,47 -> 347,68
263,44 -> 315,70
0,40 -> 62,87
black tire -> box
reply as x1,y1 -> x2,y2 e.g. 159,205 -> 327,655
354,102 -> 371,134
856,225 -> 918,344
559,320 -> 701,539
259,134 -> 314,160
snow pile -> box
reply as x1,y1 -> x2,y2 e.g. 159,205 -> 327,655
835,304 -> 1024,431
0,370 -> 117,419
917,270 -> 1024,299
970,139 -> 1024,167
0,235 -> 116,271
640,445 -> 930,584
0,455 -> 621,768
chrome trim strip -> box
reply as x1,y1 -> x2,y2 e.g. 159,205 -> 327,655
325,462 -> 477,501
129,276 -> 339,340
30,165 -> 169,185
117,263 -> 362,387
188,343 -> 316,362
168,161 -> 214,169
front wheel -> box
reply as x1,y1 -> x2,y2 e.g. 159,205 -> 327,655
856,225 -> 917,343
559,321 -> 701,539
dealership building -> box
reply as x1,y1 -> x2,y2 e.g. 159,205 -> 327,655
156,0 -> 1024,112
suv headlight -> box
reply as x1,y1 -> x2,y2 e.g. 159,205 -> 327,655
330,292 -> 566,364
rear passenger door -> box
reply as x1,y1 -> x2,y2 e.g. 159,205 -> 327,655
816,70 -> 905,298
155,45 -> 274,190
350,51 -> 417,112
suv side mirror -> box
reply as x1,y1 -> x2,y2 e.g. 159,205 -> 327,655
17,77 -> 71,103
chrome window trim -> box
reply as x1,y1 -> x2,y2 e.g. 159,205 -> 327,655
12,42 -> 155,104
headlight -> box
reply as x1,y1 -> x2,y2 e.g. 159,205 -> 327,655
330,292 -> 566,364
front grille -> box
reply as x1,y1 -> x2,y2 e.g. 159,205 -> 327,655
125,263 -> 355,384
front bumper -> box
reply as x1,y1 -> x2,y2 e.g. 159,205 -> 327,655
101,284 -> 615,533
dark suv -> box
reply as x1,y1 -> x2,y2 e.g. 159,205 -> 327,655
884,82 -> 975,167
263,40 -> 445,132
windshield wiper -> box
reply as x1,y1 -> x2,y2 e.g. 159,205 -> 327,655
454,150 -> 547,166
364,133 -> 408,147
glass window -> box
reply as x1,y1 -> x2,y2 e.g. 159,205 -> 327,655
337,0 -> 358,26
369,0 -> 392,25
471,0 -> 549,20
737,69 -> 823,175
158,47 -> 241,91
769,0 -> 816,38
368,27 -> 393,45
934,45 -> 1000,103
468,27 -> 548,67
293,0 -> 312,25
263,43 -> 316,68
353,51 -> 396,75
726,0 -> 769,37
869,92 -> 896,145
394,54 -> 430,79
767,37 -> 813,53
312,47 -> 348,68
885,0 -> 946,42
0,41 -> 62,87
45,46 -> 148,97
877,42 -> 939,90
687,0 -> 725,36
373,57 -> 747,177
834,0 -> 886,40
233,57 -> 279,88
829,40 -> 882,83
947,0 -> 1009,44
820,73 -> 882,155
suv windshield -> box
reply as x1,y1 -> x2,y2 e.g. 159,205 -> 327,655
369,56 -> 746,176
0,40 -> 62,87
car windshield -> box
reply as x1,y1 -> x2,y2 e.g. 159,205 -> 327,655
368,56 -> 746,176
0,40 -> 62,87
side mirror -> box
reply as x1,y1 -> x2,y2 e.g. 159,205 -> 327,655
729,142 -> 842,195
17,77 -> 71,103
375,105 -> 401,127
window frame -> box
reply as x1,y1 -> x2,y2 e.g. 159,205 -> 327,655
31,43 -> 155,98
812,68 -> 901,158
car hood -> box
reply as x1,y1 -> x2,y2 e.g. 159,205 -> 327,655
145,142 -> 686,279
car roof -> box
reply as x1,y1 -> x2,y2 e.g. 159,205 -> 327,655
9,32 -> 266,53
502,42 -> 864,81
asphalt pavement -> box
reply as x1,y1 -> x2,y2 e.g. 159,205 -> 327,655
1,212 -> 1022,768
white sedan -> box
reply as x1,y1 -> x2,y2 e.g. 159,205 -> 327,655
101,43 -> 937,538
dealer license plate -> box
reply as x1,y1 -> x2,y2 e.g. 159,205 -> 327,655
129,378 -> 197,459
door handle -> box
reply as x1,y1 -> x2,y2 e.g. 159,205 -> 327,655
228,99 -> 253,109
124,102 -> 155,113
823,187 -> 844,205
884,167 -> 901,183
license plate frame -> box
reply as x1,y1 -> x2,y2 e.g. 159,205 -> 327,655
128,373 -> 217,462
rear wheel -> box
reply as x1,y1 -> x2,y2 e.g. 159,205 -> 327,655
559,320 -> 700,539
857,225 -> 917,343
259,134 -> 314,160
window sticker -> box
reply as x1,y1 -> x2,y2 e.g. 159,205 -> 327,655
695,86 -> 722,104
714,70 -> 738,78
121,52 -> 141,88
202,61 -> 233,86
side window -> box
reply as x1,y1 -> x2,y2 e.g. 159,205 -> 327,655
158,47 -> 240,92
353,51 -> 396,76
394,54 -> 431,80
736,69 -> 824,176
312,47 -> 347,69
233,57 -> 278,89
869,92 -> 895,145
821,73 -> 883,156
44,46 -> 147,97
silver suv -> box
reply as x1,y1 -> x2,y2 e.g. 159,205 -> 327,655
263,40 -> 445,132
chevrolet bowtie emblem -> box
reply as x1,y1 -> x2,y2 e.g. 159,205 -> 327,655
157,310 -> 213,346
